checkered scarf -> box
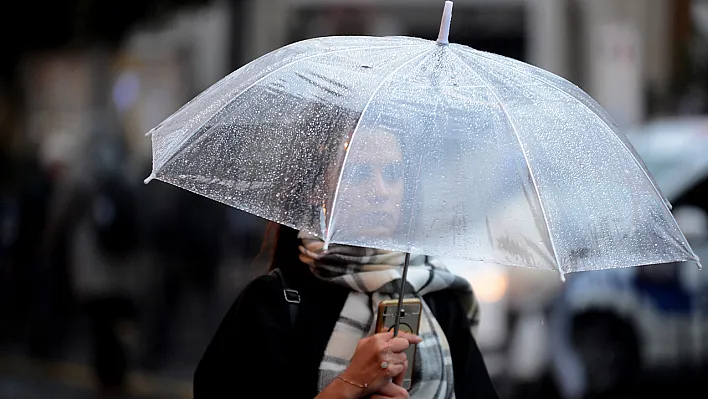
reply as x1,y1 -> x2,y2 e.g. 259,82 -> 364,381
298,232 -> 479,398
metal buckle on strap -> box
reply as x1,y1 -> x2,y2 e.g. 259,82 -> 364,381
284,289 -> 300,304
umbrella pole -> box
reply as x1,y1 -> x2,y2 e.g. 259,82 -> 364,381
393,252 -> 411,337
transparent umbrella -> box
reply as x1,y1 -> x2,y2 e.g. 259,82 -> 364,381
144,1 -> 699,305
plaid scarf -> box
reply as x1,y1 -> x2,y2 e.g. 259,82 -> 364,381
298,232 -> 479,398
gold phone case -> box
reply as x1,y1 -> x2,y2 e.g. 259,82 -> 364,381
375,298 -> 422,391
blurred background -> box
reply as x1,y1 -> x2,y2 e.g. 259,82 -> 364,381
1,0 -> 707,398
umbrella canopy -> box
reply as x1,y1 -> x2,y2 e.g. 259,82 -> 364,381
145,1 -> 698,275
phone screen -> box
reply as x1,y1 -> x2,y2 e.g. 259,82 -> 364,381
375,299 -> 422,390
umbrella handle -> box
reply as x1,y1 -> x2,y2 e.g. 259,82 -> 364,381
437,1 -> 454,45
393,253 -> 412,337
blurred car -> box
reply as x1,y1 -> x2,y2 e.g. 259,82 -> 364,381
443,117 -> 708,389
548,117 -> 708,398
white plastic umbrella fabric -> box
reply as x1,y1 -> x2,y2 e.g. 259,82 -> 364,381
144,5 -> 698,275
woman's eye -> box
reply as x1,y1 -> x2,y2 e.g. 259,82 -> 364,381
382,163 -> 403,183
347,164 -> 373,184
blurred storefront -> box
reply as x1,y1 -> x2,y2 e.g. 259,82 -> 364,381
7,0 -> 696,158
114,1 -> 232,169
241,0 -> 681,130
2,0 -> 707,397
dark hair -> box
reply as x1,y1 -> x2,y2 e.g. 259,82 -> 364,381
260,102 -> 425,271
260,222 -> 300,272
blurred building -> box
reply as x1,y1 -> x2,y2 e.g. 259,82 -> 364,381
7,0 -> 701,157
242,0 -> 685,130
3,0 -> 707,398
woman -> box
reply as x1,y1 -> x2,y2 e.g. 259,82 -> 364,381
194,123 -> 499,398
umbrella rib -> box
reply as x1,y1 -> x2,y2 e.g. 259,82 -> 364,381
463,49 -> 698,265
325,47 -> 436,247
450,50 -> 565,275
461,48 -> 672,212
152,42 -> 428,175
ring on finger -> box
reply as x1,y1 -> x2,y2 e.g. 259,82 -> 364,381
381,341 -> 392,369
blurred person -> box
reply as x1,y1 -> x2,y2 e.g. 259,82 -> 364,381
12,156 -> 56,344
0,146 -> 20,342
80,173 -> 141,397
43,130 -> 144,397
548,269 -> 646,399
140,182 -> 227,370
569,310 -> 641,399
0,183 -> 15,271
0,85 -> 57,348
17,137 -> 73,357
193,116 -> 499,398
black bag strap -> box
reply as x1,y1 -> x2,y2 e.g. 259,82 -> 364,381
270,268 -> 300,327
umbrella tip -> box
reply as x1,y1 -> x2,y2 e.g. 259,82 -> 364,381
697,261 -> 703,271
436,1 -> 454,45
144,173 -> 156,184
559,272 -> 566,282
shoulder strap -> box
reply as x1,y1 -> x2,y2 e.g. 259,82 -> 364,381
270,268 -> 300,327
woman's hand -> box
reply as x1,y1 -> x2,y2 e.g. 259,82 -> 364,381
316,331 -> 421,399
341,330 -> 420,396
372,364 -> 410,399
371,382 -> 409,399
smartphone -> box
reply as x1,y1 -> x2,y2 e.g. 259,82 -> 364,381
375,298 -> 423,390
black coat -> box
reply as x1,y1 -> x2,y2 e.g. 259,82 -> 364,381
194,260 -> 499,398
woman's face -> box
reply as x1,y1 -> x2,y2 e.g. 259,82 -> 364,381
337,130 -> 405,239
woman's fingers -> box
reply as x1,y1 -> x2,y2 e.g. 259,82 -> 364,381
393,360 -> 408,386
345,330 -> 420,396
388,337 -> 412,353
384,362 -> 406,379
388,337 -> 409,353
388,352 -> 407,366
375,382 -> 410,399
398,331 -> 423,344
375,331 -> 422,346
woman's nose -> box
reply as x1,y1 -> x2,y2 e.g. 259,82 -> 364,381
371,171 -> 391,202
